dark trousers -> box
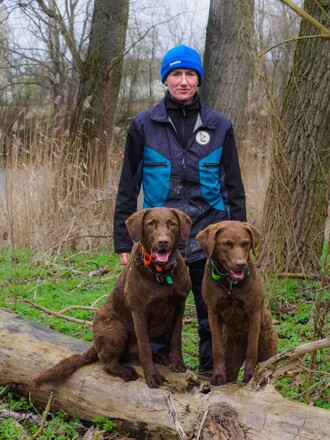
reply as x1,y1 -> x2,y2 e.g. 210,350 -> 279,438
150,258 -> 213,373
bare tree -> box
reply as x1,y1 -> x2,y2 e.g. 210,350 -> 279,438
1,0 -> 92,140
257,0 -> 300,107
258,0 -> 330,275
201,0 -> 254,150
47,0 -> 67,139
69,0 -> 129,187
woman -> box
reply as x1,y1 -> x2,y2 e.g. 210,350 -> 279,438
113,45 -> 246,375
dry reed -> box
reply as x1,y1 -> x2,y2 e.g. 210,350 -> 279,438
0,111 -> 123,255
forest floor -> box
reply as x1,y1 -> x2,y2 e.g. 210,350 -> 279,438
0,246 -> 329,439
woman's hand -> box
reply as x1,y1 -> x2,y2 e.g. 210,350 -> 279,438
119,252 -> 129,265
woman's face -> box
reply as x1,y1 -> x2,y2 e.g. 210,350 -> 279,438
165,69 -> 199,103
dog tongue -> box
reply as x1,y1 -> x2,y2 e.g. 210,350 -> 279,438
154,251 -> 171,263
230,270 -> 245,280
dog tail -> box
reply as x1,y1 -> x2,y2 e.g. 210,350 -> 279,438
32,345 -> 98,387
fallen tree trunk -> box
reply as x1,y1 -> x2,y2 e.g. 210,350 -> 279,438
0,309 -> 329,440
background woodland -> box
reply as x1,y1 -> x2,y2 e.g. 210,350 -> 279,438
0,0 -> 329,276
0,1 -> 329,438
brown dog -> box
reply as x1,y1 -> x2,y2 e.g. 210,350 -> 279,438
33,207 -> 192,388
197,221 -> 277,386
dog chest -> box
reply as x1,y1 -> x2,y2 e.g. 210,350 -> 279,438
216,296 -> 249,326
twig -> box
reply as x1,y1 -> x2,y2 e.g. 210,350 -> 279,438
21,299 -> 92,326
276,272 -> 326,281
0,409 -> 42,424
280,0 -> 330,36
58,305 -> 97,314
90,294 -> 108,307
55,234 -> 112,246
265,34 -> 329,54
0,386 -> 9,396
32,391 -> 53,438
196,408 -> 209,440
164,393 -> 188,440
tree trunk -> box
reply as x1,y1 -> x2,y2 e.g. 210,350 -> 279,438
1,310 -> 329,440
201,0 -> 254,151
48,0 -> 66,142
69,0 -> 129,188
258,0 -> 330,275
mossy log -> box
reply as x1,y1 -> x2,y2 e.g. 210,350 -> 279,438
0,309 -> 329,440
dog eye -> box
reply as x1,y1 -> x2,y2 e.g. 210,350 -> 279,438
222,241 -> 233,248
168,220 -> 177,227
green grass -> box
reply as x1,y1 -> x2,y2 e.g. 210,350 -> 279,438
0,247 -> 329,438
0,248 -> 121,339
269,277 -> 329,409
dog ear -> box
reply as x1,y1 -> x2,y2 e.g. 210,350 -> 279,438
243,222 -> 261,255
125,210 -> 148,242
196,225 -> 219,257
171,209 -> 192,241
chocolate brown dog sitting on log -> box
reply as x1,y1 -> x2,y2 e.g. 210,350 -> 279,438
197,221 -> 277,386
33,207 -> 192,389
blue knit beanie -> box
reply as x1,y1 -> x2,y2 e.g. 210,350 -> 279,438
160,45 -> 204,86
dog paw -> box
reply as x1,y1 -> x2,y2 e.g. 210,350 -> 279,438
170,360 -> 186,372
145,371 -> 167,388
242,372 -> 253,384
121,366 -> 139,382
210,373 -> 227,386
152,352 -> 170,366
243,364 -> 255,383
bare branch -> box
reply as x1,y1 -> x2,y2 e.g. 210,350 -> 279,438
265,33 -> 329,53
57,305 -> 97,314
0,409 -> 43,424
32,391 -> 53,438
106,11 -> 189,76
247,338 -> 330,391
164,393 -> 188,440
280,0 -> 330,37
20,299 -> 92,326
34,0 -> 84,73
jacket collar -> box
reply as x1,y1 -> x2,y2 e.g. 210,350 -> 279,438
150,92 -> 215,129
164,91 -> 200,113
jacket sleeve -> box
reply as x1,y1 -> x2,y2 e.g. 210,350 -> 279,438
220,125 -> 247,221
113,119 -> 144,253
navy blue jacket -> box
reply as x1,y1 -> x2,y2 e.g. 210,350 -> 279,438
114,93 -> 246,263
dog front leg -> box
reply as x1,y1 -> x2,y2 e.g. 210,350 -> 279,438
131,310 -> 166,388
169,301 -> 186,372
243,310 -> 261,383
209,313 -> 226,386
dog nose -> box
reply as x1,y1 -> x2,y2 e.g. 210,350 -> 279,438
158,237 -> 169,247
236,259 -> 246,268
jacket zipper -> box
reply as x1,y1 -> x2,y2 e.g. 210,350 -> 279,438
204,162 -> 220,167
144,162 -> 167,167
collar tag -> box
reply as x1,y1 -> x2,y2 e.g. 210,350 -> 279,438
166,276 -> 174,285
155,274 -> 174,284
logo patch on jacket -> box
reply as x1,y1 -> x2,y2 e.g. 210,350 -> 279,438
196,131 -> 210,145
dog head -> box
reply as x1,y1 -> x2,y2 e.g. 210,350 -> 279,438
197,221 -> 260,280
125,208 -> 192,264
